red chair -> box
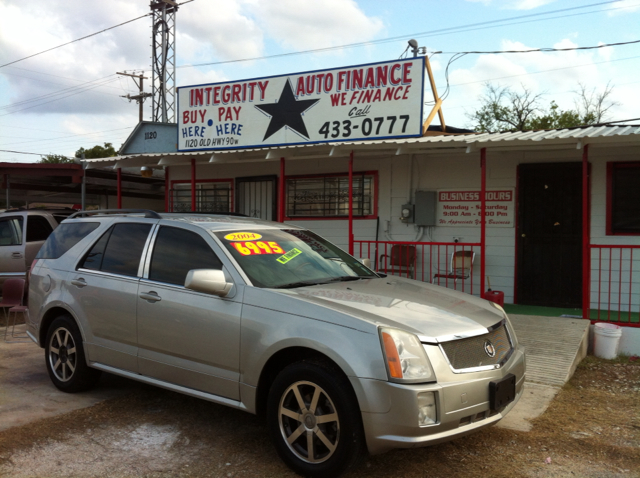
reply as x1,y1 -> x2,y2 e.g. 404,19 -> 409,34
1,278 -> 28,342
380,245 -> 416,279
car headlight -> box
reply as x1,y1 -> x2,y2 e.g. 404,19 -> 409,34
380,328 -> 435,383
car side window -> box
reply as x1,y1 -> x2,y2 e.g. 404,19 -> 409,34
149,226 -> 222,286
80,223 -> 152,277
26,215 -> 54,242
37,222 -> 100,259
0,217 -> 23,246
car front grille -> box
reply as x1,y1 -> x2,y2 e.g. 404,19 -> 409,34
439,323 -> 512,372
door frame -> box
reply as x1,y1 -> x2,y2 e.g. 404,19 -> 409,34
235,175 -> 278,220
514,161 -> 585,307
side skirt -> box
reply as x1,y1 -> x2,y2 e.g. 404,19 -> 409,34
90,362 -> 250,412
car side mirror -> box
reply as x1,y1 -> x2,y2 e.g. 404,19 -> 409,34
185,269 -> 233,297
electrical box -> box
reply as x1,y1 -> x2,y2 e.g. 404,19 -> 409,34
400,203 -> 414,223
415,190 -> 437,226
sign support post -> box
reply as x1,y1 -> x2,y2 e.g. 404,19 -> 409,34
582,145 -> 591,319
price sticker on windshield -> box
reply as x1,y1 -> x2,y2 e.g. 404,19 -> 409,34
231,241 -> 285,256
277,248 -> 302,264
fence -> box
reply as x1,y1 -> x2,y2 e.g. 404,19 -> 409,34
590,245 -> 640,325
354,240 -> 481,296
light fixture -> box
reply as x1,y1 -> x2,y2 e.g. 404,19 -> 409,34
141,166 -> 153,178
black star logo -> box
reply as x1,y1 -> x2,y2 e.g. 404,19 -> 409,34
255,79 -> 320,141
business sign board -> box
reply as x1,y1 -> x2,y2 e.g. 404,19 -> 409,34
436,189 -> 515,227
177,58 -> 425,151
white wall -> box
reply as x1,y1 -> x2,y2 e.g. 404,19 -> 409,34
166,142 -> 640,312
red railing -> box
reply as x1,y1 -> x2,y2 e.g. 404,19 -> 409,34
589,245 -> 640,326
354,240 -> 481,296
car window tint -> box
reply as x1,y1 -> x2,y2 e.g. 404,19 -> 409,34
149,226 -> 222,285
0,217 -> 23,246
81,228 -> 111,271
26,215 -> 54,242
81,223 -> 151,276
37,222 -> 100,259
100,224 -> 152,277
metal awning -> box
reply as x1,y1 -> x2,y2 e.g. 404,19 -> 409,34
84,125 -> 640,169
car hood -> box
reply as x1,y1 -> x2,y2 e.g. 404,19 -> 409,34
277,276 -> 505,342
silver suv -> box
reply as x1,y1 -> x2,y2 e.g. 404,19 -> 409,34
27,210 -> 525,477
0,208 -> 76,287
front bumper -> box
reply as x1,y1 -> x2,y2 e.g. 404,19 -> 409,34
357,344 -> 525,455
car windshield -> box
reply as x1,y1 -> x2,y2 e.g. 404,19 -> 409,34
214,228 -> 377,288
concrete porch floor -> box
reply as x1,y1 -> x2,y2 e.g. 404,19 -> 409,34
496,314 -> 590,432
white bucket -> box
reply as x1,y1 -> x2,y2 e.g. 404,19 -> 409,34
593,322 -> 622,359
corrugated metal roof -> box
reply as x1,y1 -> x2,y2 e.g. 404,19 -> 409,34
85,125 -> 640,166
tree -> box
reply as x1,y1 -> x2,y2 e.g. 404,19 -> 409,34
40,154 -> 75,164
468,82 -> 619,132
75,142 -> 118,159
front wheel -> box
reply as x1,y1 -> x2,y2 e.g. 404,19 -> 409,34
45,315 -> 101,393
267,361 -> 366,477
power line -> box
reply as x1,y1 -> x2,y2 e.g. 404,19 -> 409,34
0,77 -> 122,117
170,0 -> 629,70
441,39 -> 640,55
0,13 -> 152,69
1,127 -> 135,147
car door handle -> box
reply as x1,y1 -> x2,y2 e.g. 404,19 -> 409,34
139,291 -> 162,302
71,278 -> 87,288
11,252 -> 23,259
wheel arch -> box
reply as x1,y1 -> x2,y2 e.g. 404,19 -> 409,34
39,306 -> 81,347
255,346 -> 354,419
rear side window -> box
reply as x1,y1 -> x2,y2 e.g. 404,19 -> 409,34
149,226 -> 222,285
26,215 -> 54,242
80,223 -> 152,277
36,222 -> 100,259
0,217 -> 23,246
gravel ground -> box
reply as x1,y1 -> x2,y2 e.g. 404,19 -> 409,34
0,356 -> 638,478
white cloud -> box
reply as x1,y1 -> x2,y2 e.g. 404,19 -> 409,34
465,0 -> 556,10
607,0 -> 640,16
249,0 -> 384,51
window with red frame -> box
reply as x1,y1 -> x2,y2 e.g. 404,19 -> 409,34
171,180 -> 233,213
286,172 -> 376,218
607,162 -> 640,235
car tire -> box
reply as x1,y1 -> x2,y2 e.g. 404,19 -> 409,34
267,360 -> 366,478
45,315 -> 101,393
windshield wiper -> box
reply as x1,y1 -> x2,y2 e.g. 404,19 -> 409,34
274,279 -> 330,289
274,276 -> 362,289
325,276 -> 362,283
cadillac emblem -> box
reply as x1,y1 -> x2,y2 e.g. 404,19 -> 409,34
484,340 -> 496,358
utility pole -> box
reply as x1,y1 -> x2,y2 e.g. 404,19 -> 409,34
117,71 -> 152,123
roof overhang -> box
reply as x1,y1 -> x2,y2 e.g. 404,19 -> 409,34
84,125 -> 640,168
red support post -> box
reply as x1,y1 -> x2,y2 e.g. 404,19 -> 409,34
480,148 -> 487,299
117,167 -> 122,209
191,158 -> 196,212
164,166 -> 170,212
582,145 -> 591,319
348,151 -> 354,256
279,157 -> 286,222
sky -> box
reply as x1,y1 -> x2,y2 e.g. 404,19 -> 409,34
0,0 -> 639,163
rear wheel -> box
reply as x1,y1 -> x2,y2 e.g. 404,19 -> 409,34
267,361 -> 366,477
45,315 -> 101,392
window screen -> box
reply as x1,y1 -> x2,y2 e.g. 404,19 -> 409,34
149,226 -> 222,285
286,174 -> 374,217
609,163 -> 640,234
80,223 -> 152,276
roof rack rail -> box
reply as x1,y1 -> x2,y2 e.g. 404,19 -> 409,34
68,209 -> 162,219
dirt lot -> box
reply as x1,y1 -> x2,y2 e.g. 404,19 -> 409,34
0,356 -> 638,478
